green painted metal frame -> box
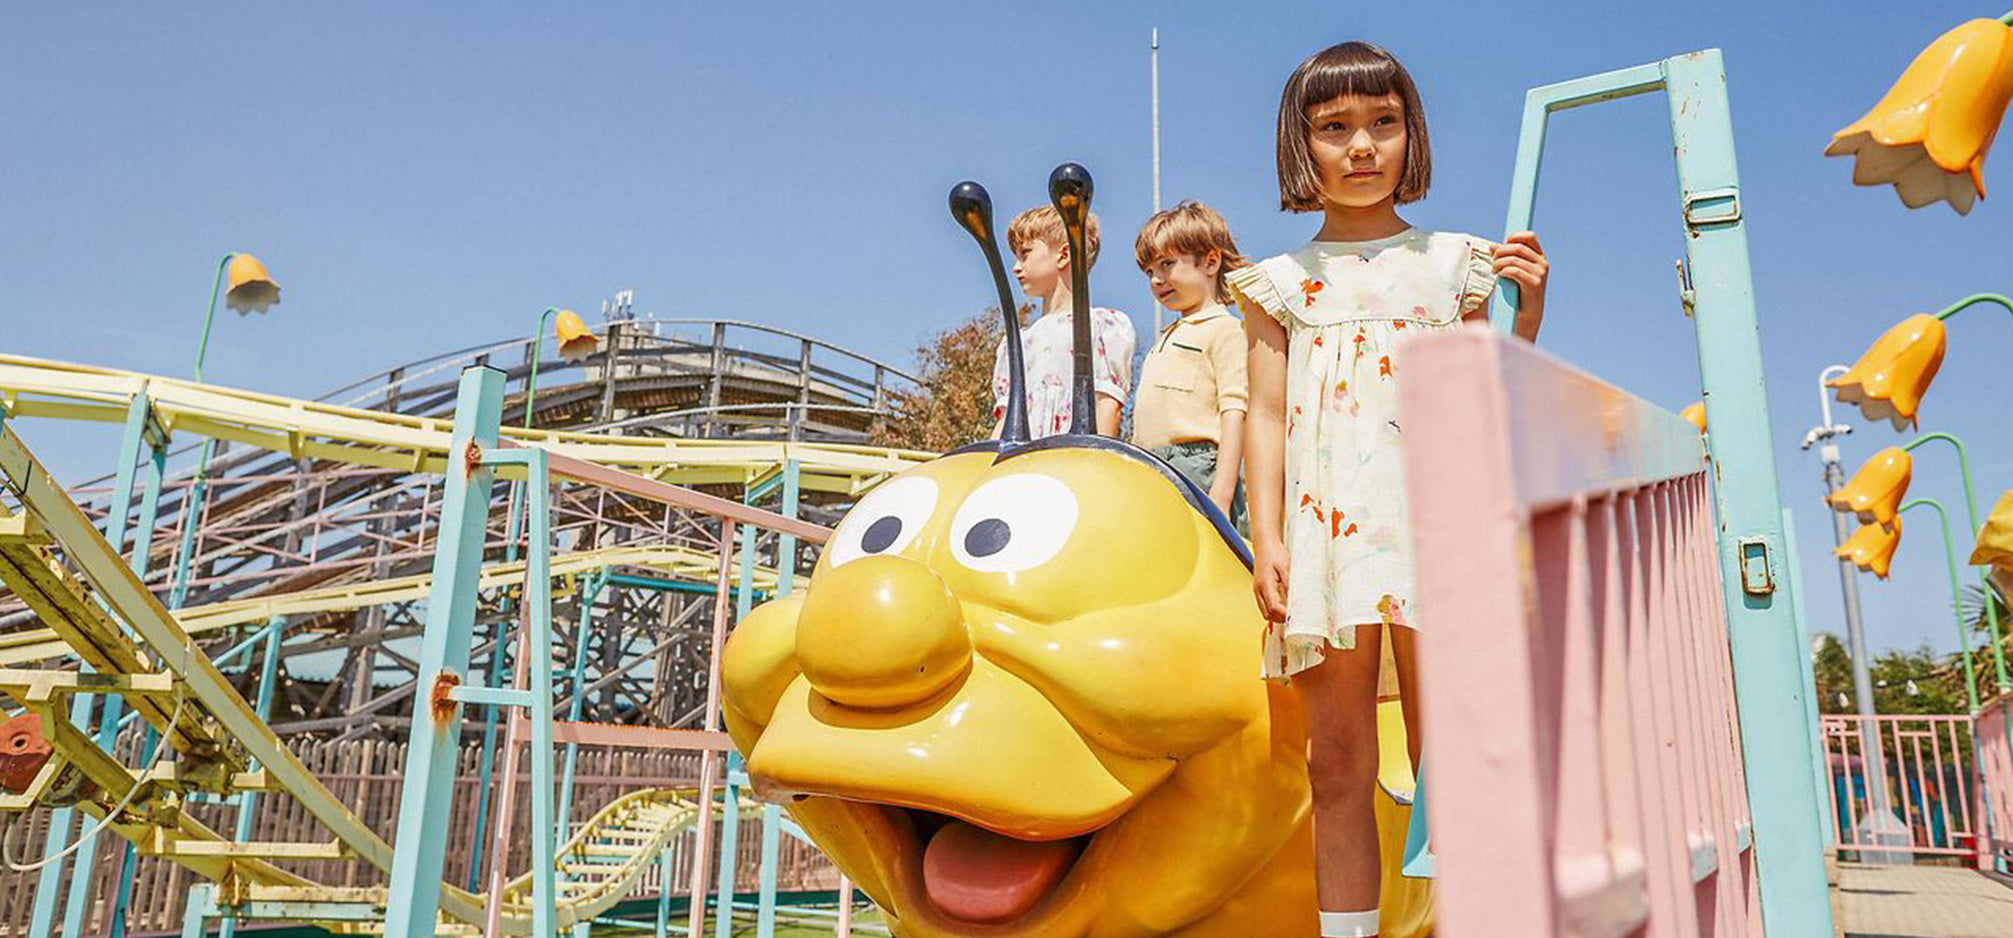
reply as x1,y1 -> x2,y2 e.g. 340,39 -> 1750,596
1901,432 -> 2013,700
1492,49 -> 1832,933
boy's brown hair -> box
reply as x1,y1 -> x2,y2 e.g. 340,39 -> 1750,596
1133,201 -> 1249,300
1275,41 -> 1432,212
1006,206 -> 1101,271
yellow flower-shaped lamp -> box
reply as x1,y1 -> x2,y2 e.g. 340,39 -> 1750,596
1826,18 -> 2013,214
554,309 -> 600,362
1827,446 -> 1913,527
1837,518 -> 1903,580
1680,401 -> 1707,432
1826,313 -> 1946,430
1969,488 -> 2013,569
223,253 -> 281,314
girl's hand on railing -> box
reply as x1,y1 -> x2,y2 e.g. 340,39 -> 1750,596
1252,536 -> 1291,624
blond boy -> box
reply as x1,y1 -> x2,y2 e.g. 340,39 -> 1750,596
991,206 -> 1137,438
1130,201 -> 1248,529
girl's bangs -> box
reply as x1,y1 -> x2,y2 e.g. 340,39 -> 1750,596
1295,51 -> 1404,114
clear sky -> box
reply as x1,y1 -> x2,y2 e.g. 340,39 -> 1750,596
5,2 -> 2011,661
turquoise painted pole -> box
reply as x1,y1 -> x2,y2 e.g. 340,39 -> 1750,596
1898,497 -> 1983,713
107,433 -> 169,938
467,483 -> 527,890
1493,51 -> 1833,934
1902,432 -> 2012,698
217,617 -> 284,938
757,460 -> 801,937
522,448 -> 561,936
556,569 -> 610,835
381,366 -> 506,938
1782,509 -> 1835,849
35,394 -> 160,938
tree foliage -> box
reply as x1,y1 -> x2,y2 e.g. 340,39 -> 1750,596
1811,632 -> 1973,716
871,306 -> 1024,454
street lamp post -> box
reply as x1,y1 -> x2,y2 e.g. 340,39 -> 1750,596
1802,364 -> 1897,833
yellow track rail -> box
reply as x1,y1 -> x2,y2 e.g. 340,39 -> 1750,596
0,353 -> 930,493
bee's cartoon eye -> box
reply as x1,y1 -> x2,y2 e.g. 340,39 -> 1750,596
825,476 -> 939,568
949,473 -> 1078,574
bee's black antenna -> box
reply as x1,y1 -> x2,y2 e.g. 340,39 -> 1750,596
949,181 -> 1030,444
1047,163 -> 1095,435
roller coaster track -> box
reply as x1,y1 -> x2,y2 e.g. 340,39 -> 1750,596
0,421 -> 760,933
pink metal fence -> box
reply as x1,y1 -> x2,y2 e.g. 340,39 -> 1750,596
1978,697 -> 2013,865
1820,714 -> 1985,863
1400,329 -> 1760,938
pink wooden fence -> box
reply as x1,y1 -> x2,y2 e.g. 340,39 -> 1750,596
1399,328 -> 1760,938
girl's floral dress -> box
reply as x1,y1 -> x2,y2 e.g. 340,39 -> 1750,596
991,307 -> 1137,439
1228,229 -> 1495,680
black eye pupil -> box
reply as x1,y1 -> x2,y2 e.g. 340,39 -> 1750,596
861,516 -> 903,553
965,518 -> 1012,558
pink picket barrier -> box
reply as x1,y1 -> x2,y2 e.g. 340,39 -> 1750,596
1399,328 -> 1760,938
1978,697 -> 2013,866
1820,714 -> 1984,862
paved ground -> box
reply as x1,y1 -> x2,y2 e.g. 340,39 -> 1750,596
1836,863 -> 2013,937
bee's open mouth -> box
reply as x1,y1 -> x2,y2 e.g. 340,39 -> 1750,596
883,804 -> 1097,927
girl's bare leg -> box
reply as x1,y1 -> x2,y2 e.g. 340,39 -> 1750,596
1389,625 -> 1422,774
1292,624 -> 1385,915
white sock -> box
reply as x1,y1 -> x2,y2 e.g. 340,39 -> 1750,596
1319,908 -> 1378,937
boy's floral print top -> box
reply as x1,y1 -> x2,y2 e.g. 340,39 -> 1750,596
1228,229 -> 1495,680
991,307 -> 1137,439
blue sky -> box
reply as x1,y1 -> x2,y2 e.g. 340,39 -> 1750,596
5,2 -> 2012,660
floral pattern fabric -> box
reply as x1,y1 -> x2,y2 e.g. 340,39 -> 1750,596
1228,229 -> 1495,680
991,307 -> 1137,439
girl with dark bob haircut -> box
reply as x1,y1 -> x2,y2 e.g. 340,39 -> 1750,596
1230,39 -> 1551,938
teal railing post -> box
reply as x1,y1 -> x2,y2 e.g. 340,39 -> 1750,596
1782,509 -> 1836,849
381,365 -> 506,938
216,616 -> 284,938
522,446 -> 561,936
34,392 -> 163,938
107,411 -> 170,938
1493,50 -> 1833,934
557,568 -> 610,835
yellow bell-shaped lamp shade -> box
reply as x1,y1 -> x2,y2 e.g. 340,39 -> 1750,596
1680,401 -> 1707,432
1826,18 -> 2013,214
1827,446 -> 1913,527
554,309 -> 600,363
1837,519 -> 1903,580
1826,314 -> 1946,430
1968,489 -> 2013,570
223,253 -> 281,314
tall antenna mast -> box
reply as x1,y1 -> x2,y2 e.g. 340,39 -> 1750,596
1150,27 -> 1164,335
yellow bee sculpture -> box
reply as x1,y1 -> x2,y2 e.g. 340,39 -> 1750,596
720,168 -> 1431,938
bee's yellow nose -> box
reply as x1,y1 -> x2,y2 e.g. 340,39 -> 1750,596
796,555 -> 972,709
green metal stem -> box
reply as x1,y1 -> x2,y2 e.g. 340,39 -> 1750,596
1999,8 -> 2013,26
193,254 -> 233,385
1934,293 -> 2013,324
525,307 -> 561,430
1899,497 -> 1982,713
1904,432 -> 2012,694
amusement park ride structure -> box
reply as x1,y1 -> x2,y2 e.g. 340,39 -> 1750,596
3,41 -> 2013,938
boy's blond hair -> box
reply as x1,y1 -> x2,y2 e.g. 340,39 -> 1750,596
1006,206 -> 1101,271
1133,200 -> 1248,300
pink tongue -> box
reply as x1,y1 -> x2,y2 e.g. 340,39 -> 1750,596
922,820 -> 1079,924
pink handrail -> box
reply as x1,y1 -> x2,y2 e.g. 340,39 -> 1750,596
1398,328 -> 1757,937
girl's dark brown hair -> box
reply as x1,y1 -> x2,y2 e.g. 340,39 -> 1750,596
1275,41 -> 1431,212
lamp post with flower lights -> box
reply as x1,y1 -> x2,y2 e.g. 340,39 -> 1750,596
522,307 -> 601,430
1831,435 -> 2013,700
167,252 -> 281,608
